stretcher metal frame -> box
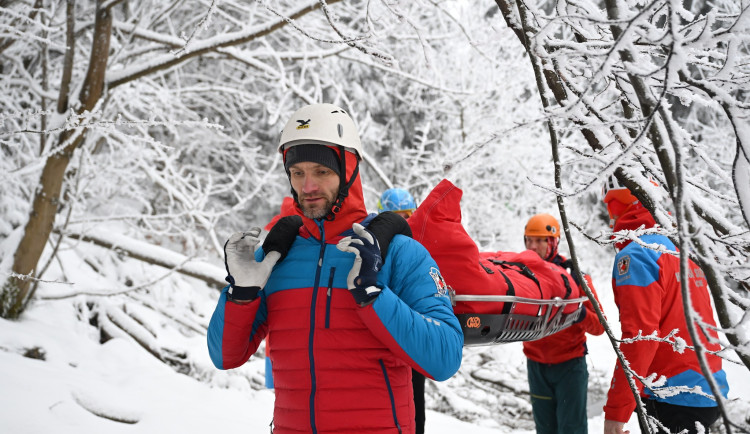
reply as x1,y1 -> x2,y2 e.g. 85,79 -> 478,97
451,294 -> 588,346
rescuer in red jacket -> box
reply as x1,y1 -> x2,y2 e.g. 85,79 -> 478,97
207,104 -> 463,434
601,176 -> 728,434
522,213 -> 605,434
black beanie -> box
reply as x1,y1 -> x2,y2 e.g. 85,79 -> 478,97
284,144 -> 341,175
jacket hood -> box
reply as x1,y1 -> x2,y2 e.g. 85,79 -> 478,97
288,149 -> 367,241
612,204 -> 656,250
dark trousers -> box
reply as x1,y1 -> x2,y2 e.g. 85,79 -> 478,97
638,399 -> 719,434
527,357 -> 588,434
412,369 -> 425,434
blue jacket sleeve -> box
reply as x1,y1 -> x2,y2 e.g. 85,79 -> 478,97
358,234 -> 463,381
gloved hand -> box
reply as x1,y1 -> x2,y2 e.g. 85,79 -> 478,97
224,228 -> 281,302
365,211 -> 413,261
336,223 -> 383,307
262,215 -> 302,262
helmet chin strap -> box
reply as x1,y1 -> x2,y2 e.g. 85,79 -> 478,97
325,146 -> 358,221
544,237 -> 559,262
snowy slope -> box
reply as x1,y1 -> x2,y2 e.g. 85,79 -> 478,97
1,248 -> 747,433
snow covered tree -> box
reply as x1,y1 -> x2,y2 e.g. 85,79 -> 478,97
0,0 -> 390,318
0,0 -> 531,317
494,0 -> 749,429
2,0 -> 748,429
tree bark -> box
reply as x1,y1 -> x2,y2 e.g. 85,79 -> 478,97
57,0 -> 76,114
2,1 -> 114,319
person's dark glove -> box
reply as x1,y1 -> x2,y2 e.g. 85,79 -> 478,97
224,229 -> 280,302
336,223 -> 383,306
575,305 -> 588,323
262,215 -> 302,262
365,211 -> 413,260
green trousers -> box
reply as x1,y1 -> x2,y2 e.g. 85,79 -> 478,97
527,356 -> 588,434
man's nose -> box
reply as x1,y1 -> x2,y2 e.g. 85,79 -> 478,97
302,175 -> 318,193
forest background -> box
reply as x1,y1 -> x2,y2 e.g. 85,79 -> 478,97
1,0 -> 749,432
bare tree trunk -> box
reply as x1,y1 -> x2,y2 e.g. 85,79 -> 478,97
1,0 -> 114,319
57,0 -> 76,115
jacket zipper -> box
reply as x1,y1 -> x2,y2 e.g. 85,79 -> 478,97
308,220 -> 327,434
379,359 -> 402,433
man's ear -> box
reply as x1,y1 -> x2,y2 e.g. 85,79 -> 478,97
366,212 -> 413,261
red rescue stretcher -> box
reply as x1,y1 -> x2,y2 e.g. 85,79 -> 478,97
451,292 -> 587,346
407,179 -> 589,346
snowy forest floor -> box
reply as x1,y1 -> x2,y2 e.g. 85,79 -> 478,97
1,257 -> 748,433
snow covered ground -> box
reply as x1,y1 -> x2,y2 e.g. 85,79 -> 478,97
1,262 -> 747,433
1,0 -> 747,432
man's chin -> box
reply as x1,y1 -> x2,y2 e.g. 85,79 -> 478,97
302,206 -> 329,220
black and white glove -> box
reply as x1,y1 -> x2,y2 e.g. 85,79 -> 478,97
336,223 -> 383,307
224,228 -> 280,302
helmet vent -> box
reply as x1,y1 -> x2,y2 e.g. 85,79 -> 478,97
337,124 -> 343,138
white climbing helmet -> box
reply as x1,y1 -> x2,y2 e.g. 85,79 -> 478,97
278,103 -> 363,159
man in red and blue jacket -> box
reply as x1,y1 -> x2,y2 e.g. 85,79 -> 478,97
207,103 -> 463,434
602,176 -> 728,434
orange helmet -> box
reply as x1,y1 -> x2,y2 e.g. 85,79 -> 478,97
601,175 -> 638,206
601,174 -> 658,226
524,214 -> 560,238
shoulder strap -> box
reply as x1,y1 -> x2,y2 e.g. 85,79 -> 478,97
488,259 -> 542,298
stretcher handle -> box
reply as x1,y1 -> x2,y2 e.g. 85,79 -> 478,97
451,295 -> 589,306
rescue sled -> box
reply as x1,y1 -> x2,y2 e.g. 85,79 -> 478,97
407,179 -> 589,346
451,293 -> 587,346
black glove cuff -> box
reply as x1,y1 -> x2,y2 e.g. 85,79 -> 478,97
366,212 -> 413,261
351,286 -> 381,307
225,275 -> 260,302
228,286 -> 261,302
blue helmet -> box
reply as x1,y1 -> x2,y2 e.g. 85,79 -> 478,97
377,188 -> 416,213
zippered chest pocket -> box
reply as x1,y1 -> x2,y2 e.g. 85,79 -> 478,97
325,267 -> 335,328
